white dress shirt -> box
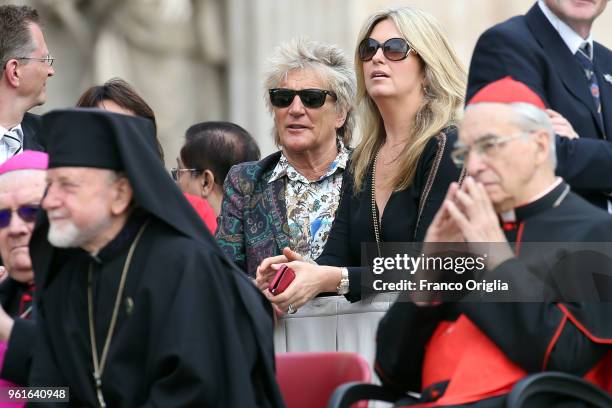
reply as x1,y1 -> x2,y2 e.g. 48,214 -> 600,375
538,0 -> 594,58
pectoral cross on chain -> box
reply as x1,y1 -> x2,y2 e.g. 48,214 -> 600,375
93,371 -> 107,408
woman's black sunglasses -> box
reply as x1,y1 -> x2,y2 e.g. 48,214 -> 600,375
358,37 -> 412,61
269,88 -> 337,109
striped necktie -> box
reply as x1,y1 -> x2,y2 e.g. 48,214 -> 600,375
575,42 -> 605,133
2,128 -> 22,161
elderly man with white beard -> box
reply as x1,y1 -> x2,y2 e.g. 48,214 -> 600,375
27,109 -> 284,408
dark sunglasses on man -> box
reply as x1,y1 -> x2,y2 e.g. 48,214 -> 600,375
0,205 -> 40,228
358,37 -> 413,61
269,88 -> 337,109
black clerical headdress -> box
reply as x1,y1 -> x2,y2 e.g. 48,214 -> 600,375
40,108 -> 219,251
45,108 -> 124,170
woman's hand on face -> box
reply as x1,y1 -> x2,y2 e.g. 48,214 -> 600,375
255,247 -> 304,291
267,262 -> 341,314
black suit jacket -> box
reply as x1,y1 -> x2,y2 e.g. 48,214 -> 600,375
21,112 -> 44,152
0,279 -> 36,386
317,128 -> 463,302
467,3 -> 612,209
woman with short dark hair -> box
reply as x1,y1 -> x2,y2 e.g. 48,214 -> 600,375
76,78 -> 164,161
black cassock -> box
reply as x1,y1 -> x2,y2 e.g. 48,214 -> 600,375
26,109 -> 285,407
28,213 -> 284,407
0,278 -> 36,385
376,181 -> 612,407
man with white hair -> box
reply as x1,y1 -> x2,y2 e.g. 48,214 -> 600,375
374,77 -> 612,406
28,109 -> 284,407
0,151 -> 47,386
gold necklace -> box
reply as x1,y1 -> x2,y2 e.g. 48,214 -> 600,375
371,150 -> 382,257
19,305 -> 32,319
87,219 -> 149,408
379,147 -> 403,165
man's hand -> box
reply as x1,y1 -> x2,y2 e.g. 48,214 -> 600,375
424,182 -> 465,244
446,177 -> 506,242
446,177 -> 513,269
547,109 -> 579,139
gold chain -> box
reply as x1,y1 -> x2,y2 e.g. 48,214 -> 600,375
371,150 -> 382,257
19,305 -> 33,319
88,219 -> 150,408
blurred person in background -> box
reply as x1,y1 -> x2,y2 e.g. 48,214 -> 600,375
173,121 -> 260,232
77,79 -> 238,233
76,77 -> 165,162
0,151 -> 47,394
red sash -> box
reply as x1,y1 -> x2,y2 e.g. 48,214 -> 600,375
422,314 -> 611,405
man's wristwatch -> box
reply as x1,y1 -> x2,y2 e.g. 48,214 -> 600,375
336,267 -> 350,295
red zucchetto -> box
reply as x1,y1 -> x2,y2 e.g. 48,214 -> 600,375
467,76 -> 546,109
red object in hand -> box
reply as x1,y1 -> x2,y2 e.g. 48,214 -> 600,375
269,265 -> 296,295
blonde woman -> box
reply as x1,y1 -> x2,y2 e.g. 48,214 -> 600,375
257,7 -> 465,355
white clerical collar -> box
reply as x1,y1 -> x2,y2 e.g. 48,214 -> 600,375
538,0 -> 593,58
520,177 -> 563,205
500,177 -> 564,222
499,210 -> 516,224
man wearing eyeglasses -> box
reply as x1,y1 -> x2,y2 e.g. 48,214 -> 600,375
0,151 -> 47,388
467,0 -> 612,212
0,5 -> 55,164
375,77 -> 612,406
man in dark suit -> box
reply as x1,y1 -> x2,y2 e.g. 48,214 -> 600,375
467,0 -> 612,210
0,5 -> 54,162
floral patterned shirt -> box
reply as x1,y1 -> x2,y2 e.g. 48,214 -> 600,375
268,139 -> 350,261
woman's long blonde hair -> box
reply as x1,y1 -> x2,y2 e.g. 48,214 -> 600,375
351,6 -> 466,193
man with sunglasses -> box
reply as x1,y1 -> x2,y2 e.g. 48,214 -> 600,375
0,5 -> 55,164
467,0 -> 612,212
375,77 -> 612,406
0,151 -> 47,389
217,38 -> 355,281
